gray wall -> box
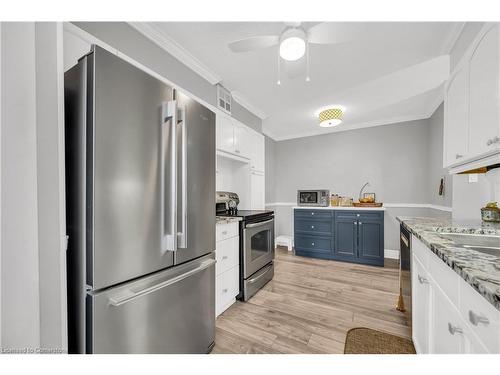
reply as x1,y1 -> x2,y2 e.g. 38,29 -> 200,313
427,104 -> 453,207
265,136 -> 277,204
72,22 -> 262,132
266,114 -> 452,253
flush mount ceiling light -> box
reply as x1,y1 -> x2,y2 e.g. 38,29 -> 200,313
318,107 -> 344,127
279,28 -> 306,61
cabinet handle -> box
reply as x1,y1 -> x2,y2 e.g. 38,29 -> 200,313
235,149 -> 240,154
455,153 -> 463,159
469,310 -> 489,326
492,136 -> 500,144
222,231 -> 227,235
487,139 -> 493,146
222,255 -> 228,260
354,222 -> 358,225
417,274 -> 429,284
448,323 -> 463,335
311,242 -> 315,246
359,222 -> 362,225
311,212 -> 315,216
356,214 -> 360,217
311,225 -> 315,229
222,288 -> 228,293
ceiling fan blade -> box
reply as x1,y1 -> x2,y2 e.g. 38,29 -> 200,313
307,22 -> 366,45
284,58 -> 306,79
228,35 -> 280,52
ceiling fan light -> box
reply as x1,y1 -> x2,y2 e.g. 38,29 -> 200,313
279,36 -> 306,61
319,108 -> 343,127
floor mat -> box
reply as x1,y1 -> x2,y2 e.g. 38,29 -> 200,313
344,327 -> 416,354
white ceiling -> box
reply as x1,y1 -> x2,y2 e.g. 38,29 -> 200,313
142,22 -> 463,140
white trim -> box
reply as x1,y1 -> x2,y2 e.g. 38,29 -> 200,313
55,22 -> 68,352
216,149 -> 250,164
0,21 -> 2,348
231,91 -> 267,120
265,202 -> 452,212
265,112 -> 432,142
384,249 -> 400,260
128,22 -> 221,85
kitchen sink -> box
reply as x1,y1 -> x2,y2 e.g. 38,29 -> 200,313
438,233 -> 500,256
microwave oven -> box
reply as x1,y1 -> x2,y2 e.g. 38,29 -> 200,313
297,190 -> 330,207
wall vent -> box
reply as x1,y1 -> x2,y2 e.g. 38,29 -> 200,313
217,85 -> 232,114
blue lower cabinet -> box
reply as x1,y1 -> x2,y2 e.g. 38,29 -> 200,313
358,219 -> 384,266
293,209 -> 384,266
334,218 -> 357,261
295,235 -> 332,260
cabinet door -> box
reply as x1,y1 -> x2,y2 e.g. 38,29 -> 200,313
358,220 -> 383,265
249,131 -> 265,172
233,122 -> 251,159
469,24 -> 500,156
444,67 -> 469,166
430,284 -> 464,354
334,218 -> 357,260
250,171 -> 265,210
412,255 -> 431,353
216,114 -> 234,153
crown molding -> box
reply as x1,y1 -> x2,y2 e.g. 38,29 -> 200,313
231,91 -> 267,120
440,22 -> 466,54
128,22 -> 222,85
266,112 -> 432,141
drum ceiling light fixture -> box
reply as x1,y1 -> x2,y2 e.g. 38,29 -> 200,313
318,107 -> 344,127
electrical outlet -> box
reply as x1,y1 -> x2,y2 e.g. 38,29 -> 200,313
468,174 -> 478,183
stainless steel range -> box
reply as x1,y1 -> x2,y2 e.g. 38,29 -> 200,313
216,192 -> 275,301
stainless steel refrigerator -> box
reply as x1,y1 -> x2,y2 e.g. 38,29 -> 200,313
65,46 -> 216,354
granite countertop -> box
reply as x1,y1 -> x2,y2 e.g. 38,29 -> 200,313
216,216 -> 242,225
397,216 -> 500,311
293,206 -> 386,211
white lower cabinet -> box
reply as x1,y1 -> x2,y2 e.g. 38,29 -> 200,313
412,256 -> 432,353
215,222 -> 240,317
412,235 -> 500,353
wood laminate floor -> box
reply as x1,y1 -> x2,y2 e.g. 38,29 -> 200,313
212,247 -> 410,354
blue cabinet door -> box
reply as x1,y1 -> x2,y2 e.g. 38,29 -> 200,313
334,218 -> 357,260
358,219 -> 384,266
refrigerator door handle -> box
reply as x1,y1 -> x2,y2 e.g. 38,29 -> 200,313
108,258 -> 216,307
177,106 -> 187,249
161,101 -> 178,253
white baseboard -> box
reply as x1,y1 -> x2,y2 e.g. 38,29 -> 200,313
384,249 -> 400,260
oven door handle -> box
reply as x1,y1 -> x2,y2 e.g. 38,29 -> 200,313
246,219 -> 274,228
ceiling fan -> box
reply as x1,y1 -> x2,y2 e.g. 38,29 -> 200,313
228,22 -> 365,83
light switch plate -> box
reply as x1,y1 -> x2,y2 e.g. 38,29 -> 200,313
468,174 -> 478,183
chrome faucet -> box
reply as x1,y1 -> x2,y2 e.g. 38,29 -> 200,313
359,181 -> 370,201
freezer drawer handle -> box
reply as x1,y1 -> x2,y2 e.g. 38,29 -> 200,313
108,258 -> 216,307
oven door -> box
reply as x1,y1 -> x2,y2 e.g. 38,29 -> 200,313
243,219 -> 275,279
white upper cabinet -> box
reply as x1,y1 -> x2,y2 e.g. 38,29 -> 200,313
444,67 -> 469,167
468,24 -> 500,156
443,23 -> 500,171
233,121 -> 251,159
249,131 -> 265,172
216,112 -> 265,173
216,114 -> 235,154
